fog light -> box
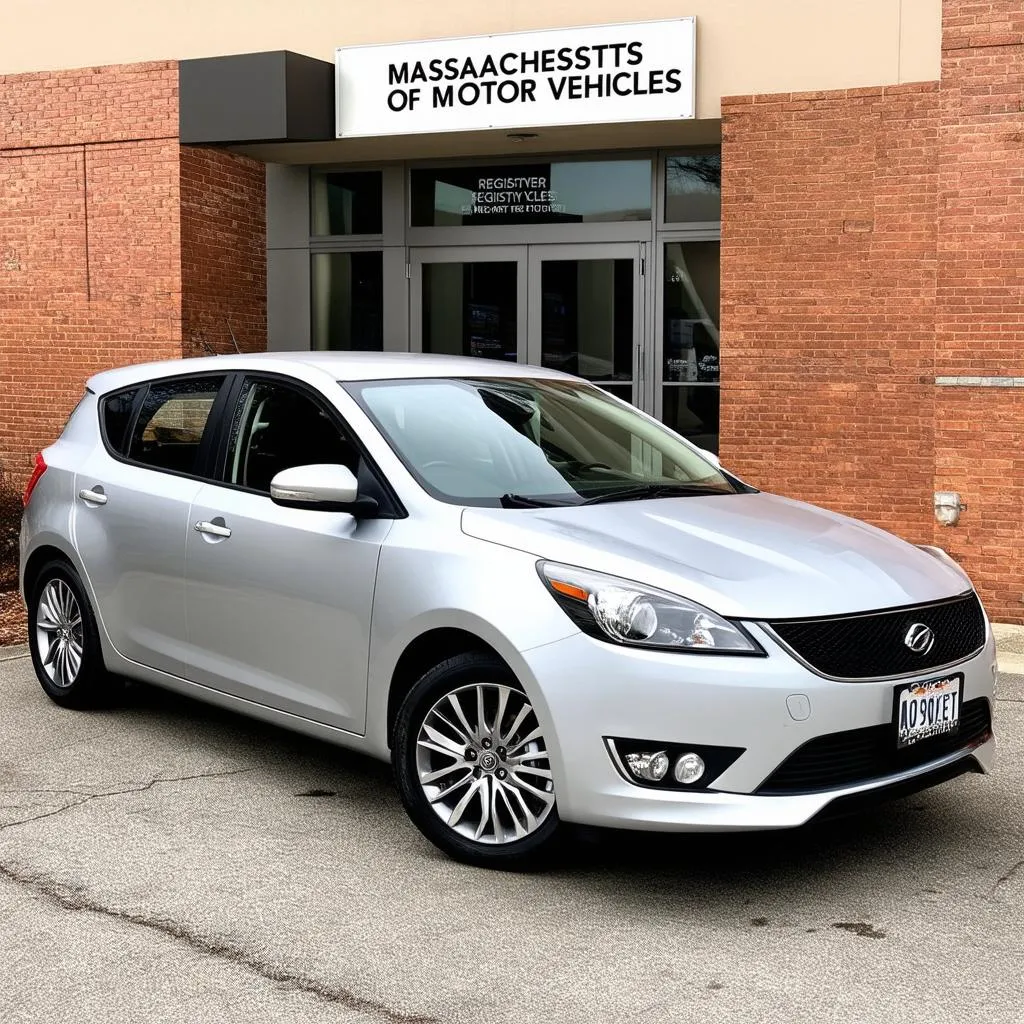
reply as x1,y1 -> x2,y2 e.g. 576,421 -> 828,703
673,752 -> 706,785
624,750 -> 669,782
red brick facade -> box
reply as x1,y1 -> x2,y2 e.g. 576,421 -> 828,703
721,1 -> 1024,622
180,147 -> 267,359
0,62 -> 266,486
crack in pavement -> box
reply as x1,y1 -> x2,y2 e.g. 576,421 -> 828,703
0,768 -> 256,833
992,859 -> 1024,896
0,859 -> 443,1024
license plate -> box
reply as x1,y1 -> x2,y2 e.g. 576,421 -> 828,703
893,674 -> 963,749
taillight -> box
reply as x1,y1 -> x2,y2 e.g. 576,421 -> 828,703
22,452 -> 47,507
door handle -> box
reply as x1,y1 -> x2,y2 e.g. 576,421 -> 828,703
194,520 -> 232,538
78,487 -> 107,506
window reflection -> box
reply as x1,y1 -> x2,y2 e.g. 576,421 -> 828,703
665,154 -> 721,222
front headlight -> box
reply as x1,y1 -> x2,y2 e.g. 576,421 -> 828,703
538,561 -> 763,655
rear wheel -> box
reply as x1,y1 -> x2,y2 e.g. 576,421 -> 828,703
28,560 -> 114,708
393,652 -> 562,869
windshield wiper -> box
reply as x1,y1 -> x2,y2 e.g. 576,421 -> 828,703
499,493 -> 565,509
580,483 -> 729,505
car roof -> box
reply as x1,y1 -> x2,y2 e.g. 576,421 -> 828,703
85,351 -> 579,395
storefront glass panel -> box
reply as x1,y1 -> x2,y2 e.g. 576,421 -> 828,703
663,240 -> 719,452
311,171 -> 383,235
662,386 -> 720,453
310,251 -> 384,350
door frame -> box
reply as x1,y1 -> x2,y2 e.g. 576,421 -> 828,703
408,245 -> 528,362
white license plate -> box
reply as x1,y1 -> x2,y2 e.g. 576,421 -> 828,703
894,674 -> 963,750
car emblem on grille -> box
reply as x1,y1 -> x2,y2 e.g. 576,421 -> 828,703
904,623 -> 935,654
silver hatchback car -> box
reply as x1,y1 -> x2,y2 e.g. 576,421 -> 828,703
20,353 -> 996,867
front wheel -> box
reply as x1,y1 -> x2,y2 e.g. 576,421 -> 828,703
393,652 -> 562,869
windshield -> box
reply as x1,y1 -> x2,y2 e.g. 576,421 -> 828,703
344,377 -> 741,507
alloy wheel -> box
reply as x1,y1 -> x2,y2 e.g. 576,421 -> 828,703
415,683 -> 554,845
35,578 -> 84,689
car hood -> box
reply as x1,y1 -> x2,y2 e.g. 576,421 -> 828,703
460,492 -> 972,620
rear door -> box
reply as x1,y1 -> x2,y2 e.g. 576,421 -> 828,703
183,374 -> 393,733
72,374 -> 228,677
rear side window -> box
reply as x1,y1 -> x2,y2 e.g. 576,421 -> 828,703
99,388 -> 139,454
126,376 -> 225,476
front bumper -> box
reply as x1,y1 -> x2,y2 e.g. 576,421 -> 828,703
518,623 -> 997,832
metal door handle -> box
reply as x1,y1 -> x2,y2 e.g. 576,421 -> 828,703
78,488 -> 107,505
194,520 -> 231,538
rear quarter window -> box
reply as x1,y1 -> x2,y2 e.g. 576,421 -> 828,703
99,388 -> 140,455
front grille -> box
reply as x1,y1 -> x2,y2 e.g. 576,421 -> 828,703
757,697 -> 992,795
765,592 -> 986,680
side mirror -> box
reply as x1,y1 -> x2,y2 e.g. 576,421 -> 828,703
700,449 -> 721,468
269,464 -> 378,517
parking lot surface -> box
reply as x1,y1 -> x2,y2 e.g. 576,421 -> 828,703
1,644 -> 1022,1024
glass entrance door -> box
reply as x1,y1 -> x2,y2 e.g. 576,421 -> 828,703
527,243 -> 643,408
410,242 -> 645,407
410,246 -> 527,363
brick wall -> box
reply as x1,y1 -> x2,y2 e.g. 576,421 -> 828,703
933,0 -> 1024,619
180,147 -> 266,359
0,62 -> 267,489
721,0 -> 1024,622
720,83 -> 940,544
0,63 -> 182,483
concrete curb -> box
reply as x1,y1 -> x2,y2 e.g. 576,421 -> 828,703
992,623 -> 1024,676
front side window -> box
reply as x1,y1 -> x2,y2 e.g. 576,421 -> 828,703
127,377 -> 225,475
346,377 -> 737,507
224,378 -> 357,494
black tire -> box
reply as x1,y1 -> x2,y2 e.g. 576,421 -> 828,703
27,559 -> 115,709
393,651 -> 562,870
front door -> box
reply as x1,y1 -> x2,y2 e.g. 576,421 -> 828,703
410,242 -> 646,409
183,375 -> 391,734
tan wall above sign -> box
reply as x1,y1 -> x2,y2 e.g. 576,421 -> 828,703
0,0 -> 941,120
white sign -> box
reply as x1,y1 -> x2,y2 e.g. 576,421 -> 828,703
335,18 -> 695,138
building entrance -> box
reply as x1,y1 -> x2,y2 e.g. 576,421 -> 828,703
410,242 -> 644,410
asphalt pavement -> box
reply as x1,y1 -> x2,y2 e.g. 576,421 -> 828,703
1,643 -> 1022,1024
